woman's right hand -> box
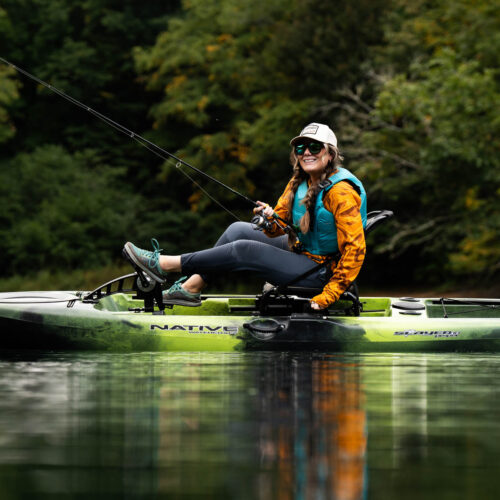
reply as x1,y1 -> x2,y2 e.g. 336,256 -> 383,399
253,201 -> 274,218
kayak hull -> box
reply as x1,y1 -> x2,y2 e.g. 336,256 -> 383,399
1,292 -> 499,352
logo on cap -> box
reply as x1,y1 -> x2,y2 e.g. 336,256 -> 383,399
301,124 -> 319,136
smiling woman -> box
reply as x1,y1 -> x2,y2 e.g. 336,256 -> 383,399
124,123 -> 367,311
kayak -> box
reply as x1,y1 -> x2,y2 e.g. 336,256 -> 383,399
1,273 -> 499,352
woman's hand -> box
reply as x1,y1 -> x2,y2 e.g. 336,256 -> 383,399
253,201 -> 274,218
310,301 -> 326,310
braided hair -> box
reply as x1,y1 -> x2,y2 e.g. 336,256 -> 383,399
284,144 -> 343,248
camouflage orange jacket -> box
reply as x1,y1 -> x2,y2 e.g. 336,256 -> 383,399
264,179 -> 366,308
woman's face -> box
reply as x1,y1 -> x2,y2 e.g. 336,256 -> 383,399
296,141 -> 332,180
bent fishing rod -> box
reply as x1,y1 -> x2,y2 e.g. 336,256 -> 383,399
0,56 -> 293,233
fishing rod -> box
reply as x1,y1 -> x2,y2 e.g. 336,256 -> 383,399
0,56 -> 294,232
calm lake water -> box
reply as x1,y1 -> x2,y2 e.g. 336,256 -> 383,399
0,351 -> 499,499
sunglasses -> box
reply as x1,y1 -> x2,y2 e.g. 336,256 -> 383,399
294,141 -> 324,155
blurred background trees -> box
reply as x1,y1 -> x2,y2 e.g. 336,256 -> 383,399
0,0 -> 498,291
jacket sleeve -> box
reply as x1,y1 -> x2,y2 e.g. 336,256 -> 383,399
311,182 -> 366,308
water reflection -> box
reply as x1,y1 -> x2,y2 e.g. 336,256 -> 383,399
253,355 -> 366,500
0,352 -> 499,499
364,354 -> 500,500
150,353 -> 366,499
0,352 -> 367,499
391,356 -> 428,464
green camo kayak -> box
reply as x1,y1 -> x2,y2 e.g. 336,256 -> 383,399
1,273 -> 499,352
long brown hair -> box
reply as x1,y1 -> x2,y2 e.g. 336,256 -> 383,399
285,144 -> 343,247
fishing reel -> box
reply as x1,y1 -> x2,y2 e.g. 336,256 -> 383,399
251,214 -> 273,231
251,214 -> 301,248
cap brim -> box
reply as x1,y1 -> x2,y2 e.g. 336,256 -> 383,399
290,134 -> 311,145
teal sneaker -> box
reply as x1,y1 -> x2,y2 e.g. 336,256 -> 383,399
123,238 -> 167,284
163,277 -> 201,307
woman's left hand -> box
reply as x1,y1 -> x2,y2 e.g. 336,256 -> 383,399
310,301 -> 325,310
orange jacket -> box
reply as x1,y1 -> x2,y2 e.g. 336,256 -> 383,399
265,179 -> 366,308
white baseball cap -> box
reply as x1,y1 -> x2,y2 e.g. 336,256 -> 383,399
290,122 -> 337,148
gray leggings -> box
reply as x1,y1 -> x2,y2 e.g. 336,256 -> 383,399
181,221 -> 329,287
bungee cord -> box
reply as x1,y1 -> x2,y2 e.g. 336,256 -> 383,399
439,297 -> 500,318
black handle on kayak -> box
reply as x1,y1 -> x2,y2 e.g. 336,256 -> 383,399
243,318 -> 285,340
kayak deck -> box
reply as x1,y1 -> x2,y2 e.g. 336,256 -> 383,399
96,292 -> 392,316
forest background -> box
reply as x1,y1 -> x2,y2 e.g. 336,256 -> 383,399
0,0 -> 498,294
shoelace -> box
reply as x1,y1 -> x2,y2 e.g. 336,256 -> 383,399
168,276 -> 199,297
149,238 -> 163,268
137,238 -> 163,268
170,282 -> 183,293
170,276 -> 188,293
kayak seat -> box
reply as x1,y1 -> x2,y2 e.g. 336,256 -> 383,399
364,209 -> 393,236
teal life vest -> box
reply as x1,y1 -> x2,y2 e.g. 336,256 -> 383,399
291,167 -> 367,256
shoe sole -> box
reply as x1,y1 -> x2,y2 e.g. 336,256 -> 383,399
123,242 -> 166,284
162,298 -> 202,307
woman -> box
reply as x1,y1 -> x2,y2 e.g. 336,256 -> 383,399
124,123 -> 367,310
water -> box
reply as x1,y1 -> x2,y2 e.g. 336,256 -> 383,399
0,351 -> 499,499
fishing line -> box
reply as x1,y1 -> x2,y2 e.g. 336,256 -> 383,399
171,162 -> 241,220
0,56 -> 256,216
124,128 -> 241,220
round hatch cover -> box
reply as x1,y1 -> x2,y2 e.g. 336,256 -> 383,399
393,301 -> 425,311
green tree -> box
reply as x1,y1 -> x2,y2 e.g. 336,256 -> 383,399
0,59 -> 19,143
134,0 -> 387,216
0,0 -> 177,164
337,0 -> 500,284
0,145 -> 141,274
0,1 -> 180,279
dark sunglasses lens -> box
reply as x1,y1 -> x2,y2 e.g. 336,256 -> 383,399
295,142 -> 323,155
308,142 -> 323,154
295,144 -> 306,155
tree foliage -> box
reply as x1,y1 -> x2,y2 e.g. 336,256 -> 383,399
336,0 -> 500,283
0,0 -> 179,277
0,145 -> 141,273
134,0 -> 387,210
0,0 -> 498,289
0,62 -> 19,143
